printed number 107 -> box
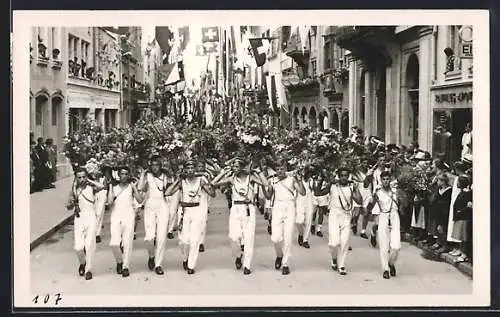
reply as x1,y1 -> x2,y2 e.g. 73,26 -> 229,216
32,293 -> 62,305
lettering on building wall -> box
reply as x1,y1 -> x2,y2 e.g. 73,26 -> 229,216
435,91 -> 472,104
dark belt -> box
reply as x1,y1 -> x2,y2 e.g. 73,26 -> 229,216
233,200 -> 254,205
180,202 -> 200,208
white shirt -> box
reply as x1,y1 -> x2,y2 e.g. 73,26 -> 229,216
181,177 -> 202,204
272,176 -> 295,202
371,188 -> 398,214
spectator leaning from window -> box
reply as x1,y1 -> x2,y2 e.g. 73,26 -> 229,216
444,47 -> 456,74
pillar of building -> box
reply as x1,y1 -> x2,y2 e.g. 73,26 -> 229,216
364,71 -> 373,137
418,27 -> 433,152
348,55 -> 357,129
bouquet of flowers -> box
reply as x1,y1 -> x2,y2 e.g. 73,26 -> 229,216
63,118 -> 103,171
83,157 -> 101,179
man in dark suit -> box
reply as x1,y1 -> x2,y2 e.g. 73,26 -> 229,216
45,138 -> 58,186
34,137 -> 54,190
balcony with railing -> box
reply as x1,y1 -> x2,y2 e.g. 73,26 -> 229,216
336,26 -> 396,67
284,33 -> 310,66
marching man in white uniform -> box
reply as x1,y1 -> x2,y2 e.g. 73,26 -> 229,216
66,168 -> 104,280
366,170 -> 402,279
327,167 -> 363,275
264,160 -> 306,275
211,158 -> 269,275
138,156 -> 173,275
165,159 -> 215,274
107,166 -> 144,278
95,166 -> 116,243
295,167 -> 314,249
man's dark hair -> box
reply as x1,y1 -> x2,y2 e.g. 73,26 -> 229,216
150,155 -> 162,163
380,171 -> 392,178
118,166 -> 130,173
74,167 -> 87,175
337,166 -> 351,175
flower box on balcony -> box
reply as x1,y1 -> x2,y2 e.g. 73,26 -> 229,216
51,59 -> 63,70
37,56 -> 49,67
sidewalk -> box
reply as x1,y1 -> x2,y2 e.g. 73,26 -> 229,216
30,177 -> 74,251
403,233 -> 473,279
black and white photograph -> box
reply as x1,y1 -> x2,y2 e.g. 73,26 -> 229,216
12,10 -> 490,308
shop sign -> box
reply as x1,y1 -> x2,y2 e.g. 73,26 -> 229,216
460,43 -> 472,59
433,86 -> 472,108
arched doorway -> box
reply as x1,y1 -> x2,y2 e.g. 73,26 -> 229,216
301,107 -> 308,127
309,107 -> 317,130
34,95 -> 49,138
321,110 -> 329,130
331,110 -> 339,131
293,107 -> 299,129
406,53 -> 419,143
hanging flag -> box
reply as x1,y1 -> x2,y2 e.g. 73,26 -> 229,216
275,73 -> 288,113
249,38 -> 270,67
164,61 -> 185,86
298,26 -> 310,51
204,42 -> 219,53
178,26 -> 190,52
155,27 -> 175,62
202,26 -> 219,43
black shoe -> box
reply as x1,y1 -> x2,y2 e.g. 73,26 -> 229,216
148,257 -> 155,271
96,235 -> 102,243
85,271 -> 93,280
167,232 -> 174,239
116,262 -> 123,275
235,256 -> 243,270
298,235 -> 303,246
267,225 -> 272,235
348,246 -> 352,251
303,241 -> 310,249
122,268 -> 130,277
360,232 -> 368,239
264,212 -> 269,220
383,271 -> 390,279
311,225 -> 316,234
370,234 -> 377,248
243,267 -> 251,275
316,231 -> 323,237
275,257 -> 283,270
339,267 -> 347,275
199,244 -> 205,252
389,264 -> 396,277
352,225 -> 358,235
78,264 -> 85,276
282,266 -> 290,275
187,268 -> 195,275
155,266 -> 164,275
134,233 -> 137,240
182,261 -> 188,271
331,259 -> 338,271
241,245 -> 244,252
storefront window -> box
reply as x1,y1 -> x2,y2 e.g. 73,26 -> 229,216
432,108 -> 472,164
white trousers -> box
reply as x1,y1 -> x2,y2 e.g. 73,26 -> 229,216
377,211 -> 401,271
144,198 -> 170,267
178,206 -> 206,269
328,211 -> 352,268
95,193 -> 106,237
271,200 -> 296,266
296,198 -> 314,242
229,204 -> 256,269
74,210 -> 97,273
109,210 -> 135,268
168,191 -> 181,233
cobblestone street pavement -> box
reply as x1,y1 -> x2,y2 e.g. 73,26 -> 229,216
31,192 -> 472,296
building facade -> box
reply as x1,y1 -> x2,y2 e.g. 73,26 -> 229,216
338,25 -> 473,163
65,27 -> 122,138
143,36 -> 163,117
118,27 -> 147,126
30,27 -> 68,177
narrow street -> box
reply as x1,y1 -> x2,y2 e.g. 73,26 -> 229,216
31,191 -> 472,296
